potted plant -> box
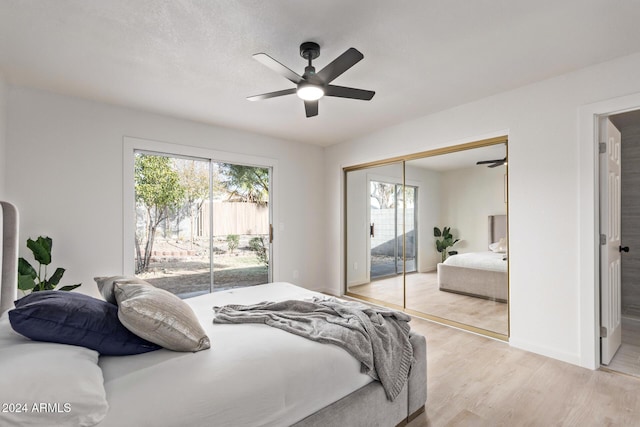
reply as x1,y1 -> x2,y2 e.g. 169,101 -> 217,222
17,236 -> 81,292
434,226 -> 459,262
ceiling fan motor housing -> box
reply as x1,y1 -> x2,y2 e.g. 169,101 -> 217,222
300,42 -> 320,61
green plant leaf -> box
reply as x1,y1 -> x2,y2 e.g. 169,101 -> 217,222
42,281 -> 56,291
58,284 -> 81,292
27,237 -> 52,265
433,227 -> 442,237
39,236 -> 53,254
448,250 -> 458,256
18,274 -> 36,291
18,258 -> 37,279
48,268 -> 66,287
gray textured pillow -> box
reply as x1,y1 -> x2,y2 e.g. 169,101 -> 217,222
94,276 -> 152,304
114,283 -> 211,352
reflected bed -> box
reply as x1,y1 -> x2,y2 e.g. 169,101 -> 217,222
437,215 -> 508,302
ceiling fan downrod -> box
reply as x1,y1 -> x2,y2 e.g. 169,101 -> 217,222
300,42 -> 320,78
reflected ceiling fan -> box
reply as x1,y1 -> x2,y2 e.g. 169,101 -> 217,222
476,157 -> 507,168
247,42 -> 375,118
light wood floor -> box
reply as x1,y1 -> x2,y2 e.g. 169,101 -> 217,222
406,316 -> 640,427
349,272 -> 508,336
606,316 -> 640,377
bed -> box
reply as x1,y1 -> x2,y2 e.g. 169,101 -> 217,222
0,201 -> 426,427
437,214 -> 508,302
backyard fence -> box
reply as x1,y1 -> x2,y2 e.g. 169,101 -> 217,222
198,201 -> 269,236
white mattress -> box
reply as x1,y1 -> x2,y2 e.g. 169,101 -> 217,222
442,251 -> 507,273
97,282 -> 372,427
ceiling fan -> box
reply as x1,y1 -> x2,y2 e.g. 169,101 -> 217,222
247,42 -> 375,118
476,158 -> 507,168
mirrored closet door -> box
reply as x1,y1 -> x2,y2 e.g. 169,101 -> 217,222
346,162 -> 406,308
344,138 -> 509,340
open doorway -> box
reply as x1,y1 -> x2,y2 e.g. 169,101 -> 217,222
600,109 -> 640,375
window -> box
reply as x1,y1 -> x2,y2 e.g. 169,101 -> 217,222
124,138 -> 274,298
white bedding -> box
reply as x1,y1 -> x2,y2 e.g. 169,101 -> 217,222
97,282 -> 373,427
442,251 -> 507,273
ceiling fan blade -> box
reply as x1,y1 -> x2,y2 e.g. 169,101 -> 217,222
325,85 -> 375,100
247,88 -> 296,101
253,53 -> 303,85
476,158 -> 505,165
317,48 -> 364,84
305,100 -> 318,118
488,162 -> 505,168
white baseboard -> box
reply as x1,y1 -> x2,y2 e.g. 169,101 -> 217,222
509,337 -> 583,368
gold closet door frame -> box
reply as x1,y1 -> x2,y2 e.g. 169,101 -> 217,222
343,136 -> 509,342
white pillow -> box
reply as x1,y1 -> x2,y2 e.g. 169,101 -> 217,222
489,238 -> 508,253
0,314 -> 109,427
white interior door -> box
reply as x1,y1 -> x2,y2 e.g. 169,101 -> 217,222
600,117 -> 622,365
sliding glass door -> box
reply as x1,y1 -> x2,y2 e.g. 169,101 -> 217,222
370,181 -> 417,279
211,162 -> 270,292
370,180 -> 400,279
133,151 -> 271,298
346,162 -> 405,308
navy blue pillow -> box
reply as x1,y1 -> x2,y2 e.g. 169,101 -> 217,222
9,291 -> 161,356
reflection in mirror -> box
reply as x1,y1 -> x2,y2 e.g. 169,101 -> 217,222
346,162 -> 405,308
404,143 -> 508,336
344,142 -> 508,338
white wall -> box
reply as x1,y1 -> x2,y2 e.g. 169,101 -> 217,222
345,168 -> 368,286
5,86 -> 325,297
440,165 -> 506,253
324,52 -> 640,367
0,74 -> 6,199
405,164 -> 441,272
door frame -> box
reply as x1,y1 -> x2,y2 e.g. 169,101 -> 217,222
578,93 -> 640,369
122,136 -> 279,283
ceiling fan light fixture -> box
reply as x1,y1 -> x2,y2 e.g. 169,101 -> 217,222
250,42 -> 373,117
296,82 -> 324,101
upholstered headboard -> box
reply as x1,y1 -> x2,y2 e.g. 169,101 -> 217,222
488,214 -> 507,245
0,201 -> 19,314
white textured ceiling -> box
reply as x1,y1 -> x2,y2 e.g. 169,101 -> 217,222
1,1 -> 640,146
409,144 -> 506,172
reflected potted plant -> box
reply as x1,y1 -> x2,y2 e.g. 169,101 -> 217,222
434,227 -> 459,262
17,236 -> 81,292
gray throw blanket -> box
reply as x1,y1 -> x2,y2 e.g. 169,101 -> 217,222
213,297 -> 413,401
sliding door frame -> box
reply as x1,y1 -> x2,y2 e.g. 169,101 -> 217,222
123,136 -> 278,285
